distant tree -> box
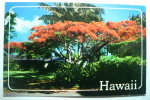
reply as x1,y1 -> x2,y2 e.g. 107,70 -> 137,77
38,2 -> 104,24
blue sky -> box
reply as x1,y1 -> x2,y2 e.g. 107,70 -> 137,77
5,2 -> 146,42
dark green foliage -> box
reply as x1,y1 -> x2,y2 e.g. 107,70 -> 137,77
22,42 -> 54,60
55,62 -> 82,87
45,61 -> 66,72
4,12 -> 17,45
4,56 -> 9,71
107,38 -> 146,59
8,60 -> 45,71
7,60 -> 63,72
55,56 -> 145,89
9,60 -> 22,71
79,56 -> 145,88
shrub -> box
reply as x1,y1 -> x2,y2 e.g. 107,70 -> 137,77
4,57 -> 24,71
9,60 -> 22,71
55,62 -> 82,88
7,60 -> 45,71
107,38 -> 146,59
79,56 -> 145,88
55,56 -> 145,89
4,57 -> 67,72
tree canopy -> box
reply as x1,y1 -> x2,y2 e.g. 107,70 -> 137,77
38,2 -> 104,24
5,20 -> 146,65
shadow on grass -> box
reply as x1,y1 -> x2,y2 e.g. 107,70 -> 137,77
3,71 -> 67,91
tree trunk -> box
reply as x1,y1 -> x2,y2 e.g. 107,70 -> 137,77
78,43 -> 81,59
79,41 -> 110,66
67,44 -> 72,63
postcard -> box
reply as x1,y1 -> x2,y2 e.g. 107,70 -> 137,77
3,2 -> 146,96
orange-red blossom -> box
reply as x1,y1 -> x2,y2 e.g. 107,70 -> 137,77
5,41 -> 26,49
28,20 -> 146,43
5,20 -> 146,49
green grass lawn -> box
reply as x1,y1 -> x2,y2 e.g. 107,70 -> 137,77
4,71 -> 57,90
4,71 -> 56,80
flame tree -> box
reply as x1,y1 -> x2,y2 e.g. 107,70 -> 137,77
5,20 -> 146,65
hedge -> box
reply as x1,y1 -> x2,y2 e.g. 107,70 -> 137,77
55,56 -> 146,89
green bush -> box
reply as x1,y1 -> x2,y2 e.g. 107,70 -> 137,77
107,38 -> 146,59
55,56 -> 145,89
45,61 -> 63,72
9,60 -> 22,71
55,62 -> 82,87
4,58 -> 65,72
4,56 -> 24,71
4,56 -> 9,71
79,56 -> 145,88
7,60 -> 45,71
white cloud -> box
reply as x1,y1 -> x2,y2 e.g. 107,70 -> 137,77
14,16 -> 44,34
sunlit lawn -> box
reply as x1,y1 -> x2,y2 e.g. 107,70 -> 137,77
4,71 -> 56,79
3,71 -> 57,90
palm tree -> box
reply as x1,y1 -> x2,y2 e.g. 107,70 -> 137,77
38,2 -> 104,24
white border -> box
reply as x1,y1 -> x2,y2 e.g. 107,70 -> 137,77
7,6 -> 144,91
